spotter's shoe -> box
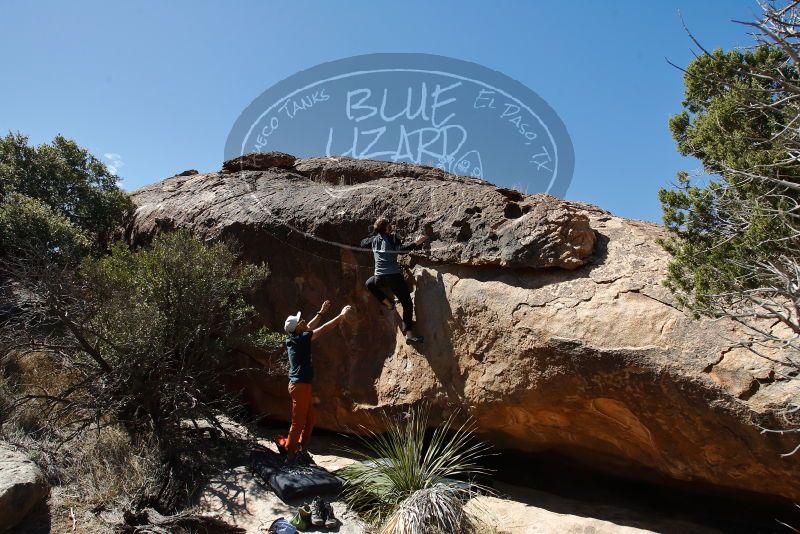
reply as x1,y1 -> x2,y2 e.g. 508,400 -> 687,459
310,496 -> 326,527
324,501 -> 339,529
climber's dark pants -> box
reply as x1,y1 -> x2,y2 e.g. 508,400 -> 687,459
366,273 -> 414,332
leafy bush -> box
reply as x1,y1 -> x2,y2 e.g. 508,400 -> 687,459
0,133 -> 132,324
0,132 -> 132,250
0,133 -> 280,520
0,192 -> 93,264
1,229 -> 280,509
340,405 -> 492,534
73,230 -> 273,436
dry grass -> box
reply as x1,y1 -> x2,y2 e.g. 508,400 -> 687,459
2,347 -> 261,532
4,416 -> 162,533
49,426 -> 161,533
380,484 -> 483,534
2,350 -> 162,532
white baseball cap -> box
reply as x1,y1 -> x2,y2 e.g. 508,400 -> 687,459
284,311 -> 302,333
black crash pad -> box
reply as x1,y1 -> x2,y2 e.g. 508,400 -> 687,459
250,449 -> 343,502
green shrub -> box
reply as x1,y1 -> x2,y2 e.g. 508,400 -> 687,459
3,228 -> 277,446
0,132 -> 132,250
73,229 -> 274,437
0,192 -> 92,265
660,46 -> 800,314
340,405 -> 492,533
2,229 -> 279,512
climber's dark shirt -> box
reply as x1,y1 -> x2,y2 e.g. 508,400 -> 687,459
286,330 -> 313,384
359,232 -> 418,276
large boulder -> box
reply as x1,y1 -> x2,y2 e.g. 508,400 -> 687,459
126,154 -> 800,502
0,443 -> 49,532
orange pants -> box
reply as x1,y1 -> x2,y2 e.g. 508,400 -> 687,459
286,383 -> 315,455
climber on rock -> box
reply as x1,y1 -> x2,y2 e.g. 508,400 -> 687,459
281,300 -> 352,463
360,216 -> 427,344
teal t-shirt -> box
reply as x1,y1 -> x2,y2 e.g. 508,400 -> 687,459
286,331 -> 313,384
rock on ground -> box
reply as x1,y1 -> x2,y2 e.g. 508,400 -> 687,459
127,154 -> 800,503
0,442 -> 49,532
467,482 -> 724,534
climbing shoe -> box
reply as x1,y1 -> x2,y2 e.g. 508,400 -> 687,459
310,496 -> 325,527
290,505 -> 311,530
324,501 -> 338,529
405,334 -> 424,345
274,434 -> 288,455
296,448 -> 315,466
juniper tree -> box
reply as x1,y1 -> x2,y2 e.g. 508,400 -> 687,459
661,1 -> 800,444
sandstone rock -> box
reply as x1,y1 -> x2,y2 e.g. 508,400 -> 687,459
128,155 -> 595,271
293,155 -> 455,184
221,151 -> 296,172
0,443 -> 49,531
127,155 -> 800,503
467,481 -> 725,534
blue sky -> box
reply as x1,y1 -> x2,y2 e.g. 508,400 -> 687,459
1,0 -> 761,222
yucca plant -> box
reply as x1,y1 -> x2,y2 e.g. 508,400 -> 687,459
339,404 -> 493,534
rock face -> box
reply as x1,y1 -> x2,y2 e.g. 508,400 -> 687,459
0,443 -> 49,531
126,154 -> 800,502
